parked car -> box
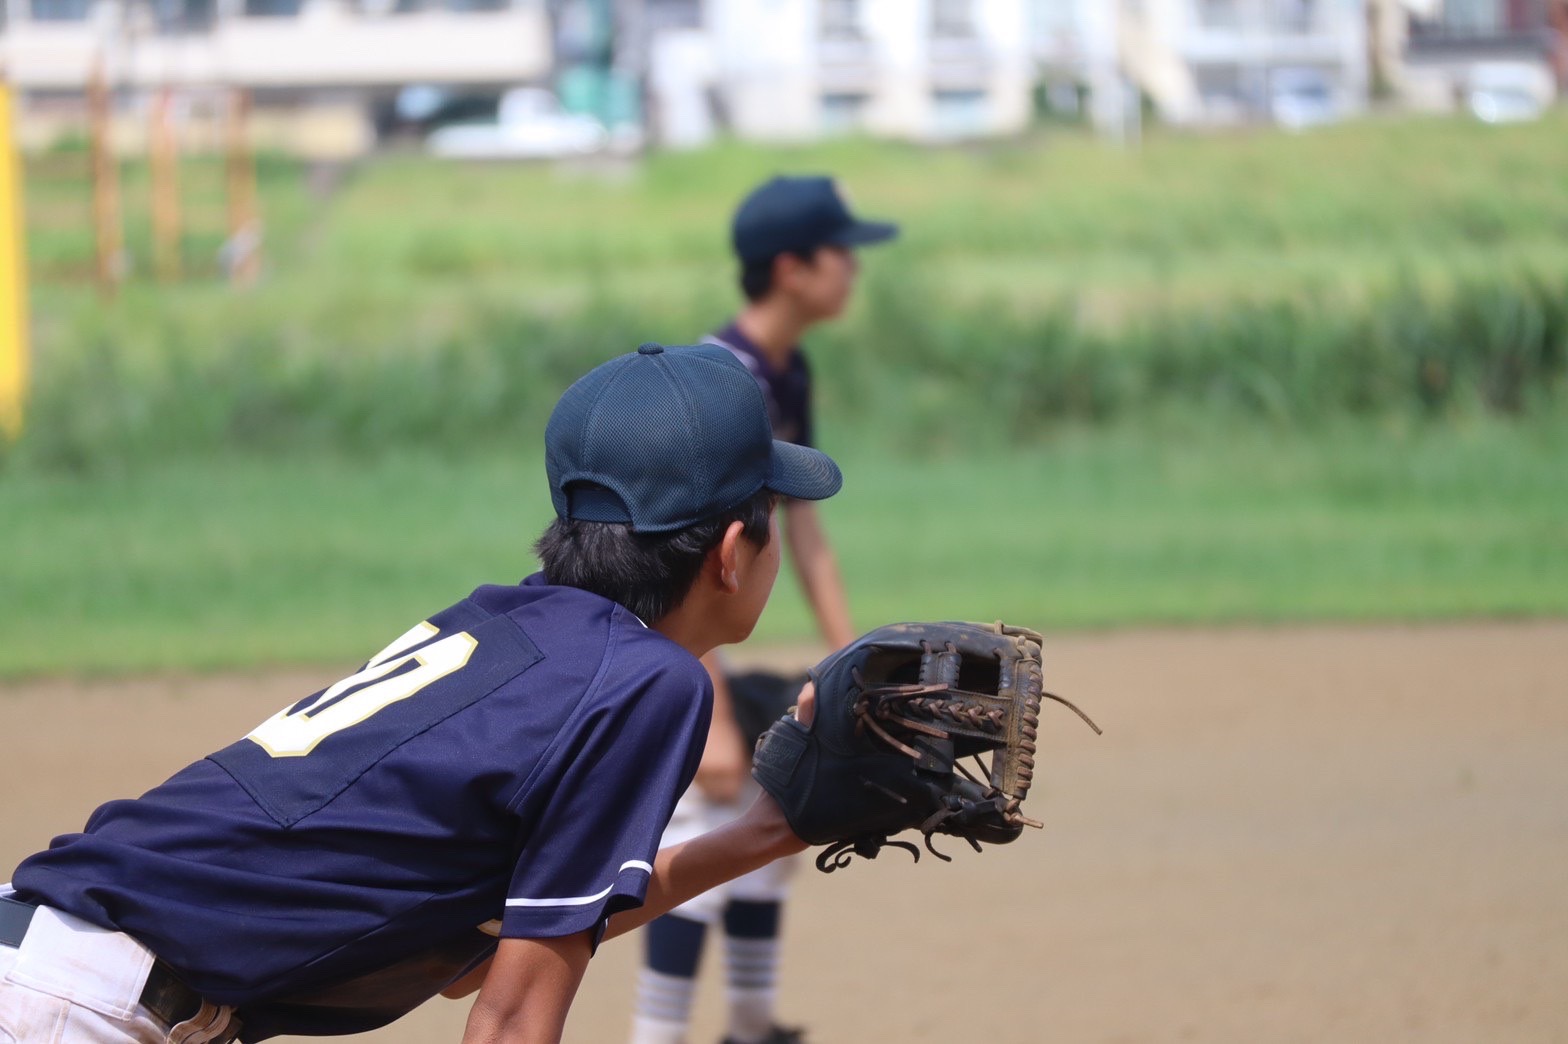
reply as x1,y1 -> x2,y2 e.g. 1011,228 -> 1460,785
1268,67 -> 1340,131
426,88 -> 608,159
1465,62 -> 1551,125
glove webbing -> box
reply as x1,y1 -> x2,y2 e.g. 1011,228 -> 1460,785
831,661 -> 1101,870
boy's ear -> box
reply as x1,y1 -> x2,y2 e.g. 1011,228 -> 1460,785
772,251 -> 805,292
714,520 -> 746,593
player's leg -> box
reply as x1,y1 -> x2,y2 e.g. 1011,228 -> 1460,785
632,911 -> 710,1044
718,799 -> 803,1044
718,898 -> 796,1044
629,792 -> 728,1044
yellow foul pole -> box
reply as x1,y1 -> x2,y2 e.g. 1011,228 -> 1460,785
0,80 -> 29,440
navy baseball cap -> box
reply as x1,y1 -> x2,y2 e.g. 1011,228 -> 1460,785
732,175 -> 899,264
545,343 -> 843,532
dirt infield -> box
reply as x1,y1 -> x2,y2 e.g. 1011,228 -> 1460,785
3,621 -> 1566,1043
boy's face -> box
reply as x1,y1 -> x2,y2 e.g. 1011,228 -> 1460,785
783,245 -> 859,322
730,506 -> 783,643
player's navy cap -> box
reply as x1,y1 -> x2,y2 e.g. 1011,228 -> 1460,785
546,342 -> 843,532
732,175 -> 899,264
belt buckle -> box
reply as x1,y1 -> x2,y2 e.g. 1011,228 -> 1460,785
163,999 -> 242,1044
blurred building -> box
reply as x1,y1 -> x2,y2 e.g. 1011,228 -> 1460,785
0,0 -> 552,153
645,0 -> 1374,146
1028,0 -> 1136,137
644,0 -> 1036,146
1112,0 -> 1371,127
5,0 -> 1558,156
1370,0 -> 1563,113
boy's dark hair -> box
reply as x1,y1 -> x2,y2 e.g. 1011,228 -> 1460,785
739,249 -> 812,302
535,488 -> 776,623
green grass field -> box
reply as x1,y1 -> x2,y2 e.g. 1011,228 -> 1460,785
5,116 -> 1567,677
4,414 -> 1563,677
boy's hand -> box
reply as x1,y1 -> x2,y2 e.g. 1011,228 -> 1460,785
793,681 -> 816,726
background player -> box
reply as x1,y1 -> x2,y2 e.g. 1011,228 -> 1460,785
1,343 -> 837,1044
631,176 -> 897,1044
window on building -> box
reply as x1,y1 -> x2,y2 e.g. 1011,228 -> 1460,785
1270,0 -> 1317,33
243,0 -> 304,14
931,88 -> 988,137
30,0 -> 92,21
1436,0 -> 1536,32
151,0 -> 217,31
1410,0 -> 1548,38
645,0 -> 701,31
820,0 -> 863,41
1441,0 -> 1505,33
820,91 -> 868,133
931,0 -> 975,38
1029,0 -> 1077,41
1196,0 -> 1241,29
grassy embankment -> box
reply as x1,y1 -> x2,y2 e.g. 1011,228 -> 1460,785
3,116 -> 1566,676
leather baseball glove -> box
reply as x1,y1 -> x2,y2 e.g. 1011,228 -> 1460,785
751,621 -> 1099,872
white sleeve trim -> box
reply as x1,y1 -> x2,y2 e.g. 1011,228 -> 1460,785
504,860 -> 654,908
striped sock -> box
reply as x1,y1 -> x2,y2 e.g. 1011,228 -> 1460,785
631,969 -> 697,1044
632,914 -> 708,1044
723,934 -> 781,1043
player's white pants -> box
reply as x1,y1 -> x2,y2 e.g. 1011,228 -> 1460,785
657,780 -> 800,923
0,892 -> 237,1044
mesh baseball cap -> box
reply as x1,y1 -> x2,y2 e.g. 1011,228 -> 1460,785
732,175 -> 899,264
545,343 -> 843,532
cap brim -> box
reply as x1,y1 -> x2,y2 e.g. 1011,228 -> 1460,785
768,440 -> 842,502
828,219 -> 899,249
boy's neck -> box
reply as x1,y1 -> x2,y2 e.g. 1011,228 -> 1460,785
734,300 -> 811,369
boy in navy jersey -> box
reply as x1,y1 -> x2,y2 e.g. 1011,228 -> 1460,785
1,343 -> 839,1044
633,177 -> 896,1044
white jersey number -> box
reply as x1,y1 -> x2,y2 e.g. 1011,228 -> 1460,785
246,622 -> 477,758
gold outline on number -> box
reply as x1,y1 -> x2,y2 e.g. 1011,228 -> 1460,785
247,631 -> 477,758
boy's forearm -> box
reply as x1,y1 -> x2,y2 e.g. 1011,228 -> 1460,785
602,795 -> 806,942
461,933 -> 591,1044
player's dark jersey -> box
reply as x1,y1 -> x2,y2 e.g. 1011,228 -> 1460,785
707,322 -> 814,448
12,576 -> 710,1040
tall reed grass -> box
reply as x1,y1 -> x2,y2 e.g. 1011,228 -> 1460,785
10,116 -> 1568,472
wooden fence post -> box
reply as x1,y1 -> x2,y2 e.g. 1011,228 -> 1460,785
88,56 -> 124,297
150,86 -> 181,283
224,87 -> 260,287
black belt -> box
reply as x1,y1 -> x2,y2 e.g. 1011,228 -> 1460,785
0,895 -> 212,1030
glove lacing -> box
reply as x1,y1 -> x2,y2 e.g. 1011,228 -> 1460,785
816,661 -> 1100,872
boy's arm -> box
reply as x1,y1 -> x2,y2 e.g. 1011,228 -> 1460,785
782,499 -> 855,649
446,793 -> 807,1025
459,933 -> 592,1044
452,690 -> 817,1030
603,789 -> 807,941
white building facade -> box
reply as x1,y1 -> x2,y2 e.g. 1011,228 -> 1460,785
0,0 -> 551,151
1,0 -> 551,91
1,0 -> 1391,154
1115,0 -> 1370,126
650,0 -> 1037,145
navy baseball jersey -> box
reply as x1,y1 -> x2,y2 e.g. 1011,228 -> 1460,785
12,576 -> 710,1039
707,322 -> 814,448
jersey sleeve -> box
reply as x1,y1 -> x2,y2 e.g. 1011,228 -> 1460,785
499,642 -> 710,944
